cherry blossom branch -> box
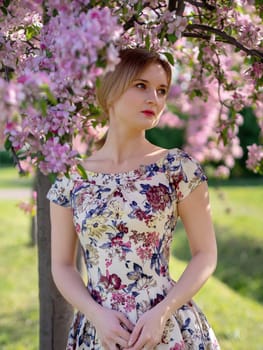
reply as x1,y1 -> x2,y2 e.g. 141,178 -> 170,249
168,0 -> 185,15
185,24 -> 263,60
185,0 -> 216,11
123,15 -> 139,31
123,1 -> 165,31
168,0 -> 176,11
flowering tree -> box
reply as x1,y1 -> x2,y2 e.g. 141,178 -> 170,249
1,0 -> 262,176
0,1 -> 262,348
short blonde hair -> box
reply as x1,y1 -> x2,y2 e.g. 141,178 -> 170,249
96,48 -> 172,115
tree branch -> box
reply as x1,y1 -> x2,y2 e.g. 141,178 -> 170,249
123,2 -> 166,31
168,0 -> 185,16
123,15 -> 137,31
183,32 -> 210,40
185,0 -> 216,11
168,0 -> 176,11
185,23 -> 263,60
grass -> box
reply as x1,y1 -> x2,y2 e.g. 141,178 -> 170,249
0,200 -> 38,350
170,258 -> 263,350
0,166 -> 33,188
173,178 -> 263,304
0,167 -> 263,349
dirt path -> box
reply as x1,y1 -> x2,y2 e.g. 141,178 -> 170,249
0,188 -> 31,200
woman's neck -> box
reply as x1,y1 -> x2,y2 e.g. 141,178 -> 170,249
97,123 -> 162,162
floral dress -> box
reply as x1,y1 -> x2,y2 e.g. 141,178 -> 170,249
47,148 -> 220,350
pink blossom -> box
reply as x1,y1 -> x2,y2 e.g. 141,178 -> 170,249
39,138 -> 78,175
246,144 -> 263,173
0,2 -> 262,177
158,111 -> 185,128
19,157 -> 36,174
251,62 -> 263,79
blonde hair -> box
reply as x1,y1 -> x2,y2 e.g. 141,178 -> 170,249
96,48 -> 172,115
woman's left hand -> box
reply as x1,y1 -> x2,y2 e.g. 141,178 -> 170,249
123,306 -> 168,350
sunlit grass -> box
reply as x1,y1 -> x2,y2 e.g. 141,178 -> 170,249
0,200 -> 38,350
170,258 -> 263,350
0,166 -> 33,188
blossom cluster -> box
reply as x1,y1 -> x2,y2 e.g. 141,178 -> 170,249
246,144 -> 263,174
38,6 -> 122,97
0,1 -> 262,176
1,2 -> 123,174
17,190 -> 37,217
164,22 -> 263,176
0,0 -> 42,72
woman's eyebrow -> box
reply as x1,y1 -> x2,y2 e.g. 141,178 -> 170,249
133,78 -> 168,88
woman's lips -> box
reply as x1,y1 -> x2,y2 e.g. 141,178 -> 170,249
141,110 -> 155,117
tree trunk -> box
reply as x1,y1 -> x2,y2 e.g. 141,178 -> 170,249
29,215 -> 37,246
29,177 -> 37,246
36,170 -> 73,350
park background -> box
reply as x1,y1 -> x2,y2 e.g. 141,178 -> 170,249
0,115 -> 262,350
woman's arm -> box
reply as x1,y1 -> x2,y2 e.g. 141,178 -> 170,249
50,202 -> 100,317
126,181 -> 217,349
158,181 -> 217,315
50,202 -> 133,349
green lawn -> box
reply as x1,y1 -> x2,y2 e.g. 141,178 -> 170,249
0,166 -> 33,188
0,200 -> 38,350
0,167 -> 263,349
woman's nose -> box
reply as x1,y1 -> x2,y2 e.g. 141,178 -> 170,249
145,89 -> 158,104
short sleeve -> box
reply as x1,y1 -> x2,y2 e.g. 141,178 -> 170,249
46,175 -> 73,207
168,149 -> 207,202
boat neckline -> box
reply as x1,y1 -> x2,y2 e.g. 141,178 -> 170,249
77,148 -> 178,177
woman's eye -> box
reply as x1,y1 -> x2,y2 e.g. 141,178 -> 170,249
158,89 -> 167,96
136,83 -> 146,89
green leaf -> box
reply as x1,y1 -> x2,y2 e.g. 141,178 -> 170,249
37,98 -> 48,116
52,8 -> 58,17
88,103 -> 101,116
145,34 -> 150,50
25,25 -> 40,41
95,77 -> 101,89
48,172 -> 58,183
221,127 -> 228,146
134,0 -> 143,12
76,164 -> 88,179
46,49 -> 53,58
41,85 -> 57,106
0,6 -> 8,15
167,33 -> 177,44
189,89 -> 203,99
162,52 -> 175,66
4,137 -> 12,151
3,0 -> 11,7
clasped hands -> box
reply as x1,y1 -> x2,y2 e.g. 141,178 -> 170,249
93,306 -> 167,350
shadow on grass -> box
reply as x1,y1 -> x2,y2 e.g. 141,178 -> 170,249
172,221 -> 263,304
208,177 -> 263,188
0,166 -> 33,189
0,306 -> 38,348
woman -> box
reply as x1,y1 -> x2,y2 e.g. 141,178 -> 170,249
47,48 -> 220,350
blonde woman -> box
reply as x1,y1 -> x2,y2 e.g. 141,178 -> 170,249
47,48 -> 220,350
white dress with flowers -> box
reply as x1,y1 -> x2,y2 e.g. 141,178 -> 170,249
47,148 -> 220,350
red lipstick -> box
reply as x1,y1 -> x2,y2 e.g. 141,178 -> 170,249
141,110 -> 155,117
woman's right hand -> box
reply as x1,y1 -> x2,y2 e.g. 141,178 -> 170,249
92,307 -> 134,350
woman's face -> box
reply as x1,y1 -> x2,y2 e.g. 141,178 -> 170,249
108,63 -> 169,131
